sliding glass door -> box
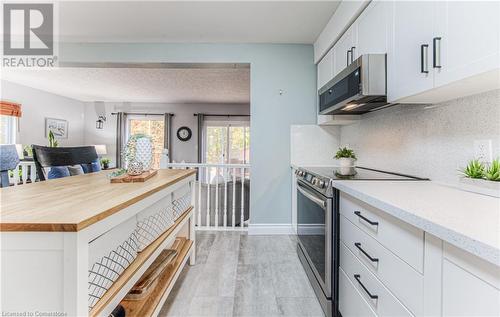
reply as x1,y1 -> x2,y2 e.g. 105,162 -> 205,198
204,120 -> 250,182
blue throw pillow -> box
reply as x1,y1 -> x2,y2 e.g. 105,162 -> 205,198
81,160 -> 101,173
47,166 -> 70,179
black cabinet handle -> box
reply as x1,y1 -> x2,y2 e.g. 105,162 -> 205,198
354,211 -> 379,226
421,44 -> 429,73
355,242 -> 379,263
354,274 -> 378,299
433,37 -> 442,68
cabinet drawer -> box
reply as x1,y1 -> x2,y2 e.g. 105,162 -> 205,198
340,242 -> 413,317
339,267 -> 376,317
340,192 -> 424,273
340,215 -> 423,316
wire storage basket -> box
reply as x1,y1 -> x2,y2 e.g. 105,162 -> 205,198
88,233 -> 140,311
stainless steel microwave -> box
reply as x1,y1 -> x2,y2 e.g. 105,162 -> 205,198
318,54 -> 389,115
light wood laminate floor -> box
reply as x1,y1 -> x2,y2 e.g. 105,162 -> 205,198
159,231 -> 324,317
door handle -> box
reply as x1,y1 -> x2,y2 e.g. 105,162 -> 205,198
354,243 -> 379,263
421,44 -> 429,74
433,37 -> 442,68
297,183 -> 327,209
350,47 -> 356,63
354,211 -> 379,226
354,274 -> 378,299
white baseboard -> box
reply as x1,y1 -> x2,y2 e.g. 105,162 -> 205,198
248,223 -> 295,235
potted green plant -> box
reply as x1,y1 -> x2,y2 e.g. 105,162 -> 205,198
335,146 -> 357,168
101,157 -> 111,170
459,159 -> 500,197
48,130 -> 58,147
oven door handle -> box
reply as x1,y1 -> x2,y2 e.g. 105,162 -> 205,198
297,183 -> 327,209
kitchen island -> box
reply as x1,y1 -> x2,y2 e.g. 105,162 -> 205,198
1,169 -> 197,317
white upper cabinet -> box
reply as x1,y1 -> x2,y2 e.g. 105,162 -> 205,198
434,1 -> 500,88
356,0 -> 392,56
317,48 -> 334,90
387,1 -> 436,102
333,23 -> 357,77
388,0 -> 500,103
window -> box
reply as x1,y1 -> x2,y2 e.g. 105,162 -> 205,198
127,115 -> 164,169
0,115 -> 16,144
203,119 -> 250,182
205,121 -> 250,165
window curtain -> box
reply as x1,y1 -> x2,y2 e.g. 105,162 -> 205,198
115,112 -> 127,168
0,101 -> 22,117
164,113 -> 173,162
197,113 -> 204,163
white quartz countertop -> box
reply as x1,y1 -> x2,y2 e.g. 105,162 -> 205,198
333,180 -> 500,266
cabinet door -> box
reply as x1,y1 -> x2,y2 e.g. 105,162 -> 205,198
333,24 -> 357,77
317,48 -> 333,90
434,1 -> 500,87
442,259 -> 500,316
356,0 -> 392,56
387,1 -> 435,102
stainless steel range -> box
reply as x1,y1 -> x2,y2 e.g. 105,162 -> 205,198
294,166 -> 427,317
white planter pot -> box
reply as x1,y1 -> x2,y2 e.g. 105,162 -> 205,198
458,177 -> 500,198
135,137 -> 153,170
339,157 -> 355,168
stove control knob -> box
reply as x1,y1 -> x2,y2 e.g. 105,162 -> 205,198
318,181 -> 325,188
312,178 -> 318,186
298,170 -> 304,177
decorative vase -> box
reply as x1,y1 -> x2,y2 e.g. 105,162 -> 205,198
135,137 -> 153,171
127,160 -> 144,176
339,157 -> 355,168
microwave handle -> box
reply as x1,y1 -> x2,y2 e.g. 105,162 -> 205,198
297,183 -> 327,209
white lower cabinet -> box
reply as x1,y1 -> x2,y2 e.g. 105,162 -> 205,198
338,192 -> 500,317
442,243 -> 500,316
340,242 -> 413,317
339,267 -> 376,317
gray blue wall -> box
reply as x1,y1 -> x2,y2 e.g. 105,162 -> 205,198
60,43 -> 317,224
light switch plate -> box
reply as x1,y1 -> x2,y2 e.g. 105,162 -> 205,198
474,140 -> 493,163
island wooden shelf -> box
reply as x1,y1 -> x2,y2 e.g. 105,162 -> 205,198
121,238 -> 194,317
0,169 -> 196,232
89,206 -> 194,317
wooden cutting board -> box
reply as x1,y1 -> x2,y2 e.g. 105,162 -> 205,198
110,170 -> 158,183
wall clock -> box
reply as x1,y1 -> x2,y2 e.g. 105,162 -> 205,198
177,126 -> 192,142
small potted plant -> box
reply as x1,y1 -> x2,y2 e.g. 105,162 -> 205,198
335,146 -> 357,168
101,157 -> 111,170
459,158 -> 500,196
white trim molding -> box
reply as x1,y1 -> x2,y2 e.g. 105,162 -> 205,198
248,223 -> 294,235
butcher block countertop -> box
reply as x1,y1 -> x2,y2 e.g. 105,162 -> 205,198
0,169 -> 196,232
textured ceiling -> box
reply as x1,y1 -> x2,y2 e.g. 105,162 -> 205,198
2,67 -> 250,103
58,1 -> 340,44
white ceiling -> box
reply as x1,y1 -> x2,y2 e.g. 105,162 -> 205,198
58,1 -> 340,44
2,66 -> 251,103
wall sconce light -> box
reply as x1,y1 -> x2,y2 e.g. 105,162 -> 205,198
96,115 -> 106,129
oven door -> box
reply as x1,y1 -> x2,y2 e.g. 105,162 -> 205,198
296,180 -> 332,298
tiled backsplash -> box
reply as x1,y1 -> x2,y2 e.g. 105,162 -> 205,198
340,90 -> 500,185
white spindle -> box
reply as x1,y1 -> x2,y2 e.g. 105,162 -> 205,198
21,164 -> 28,185
29,163 -> 36,183
198,172 -> 202,227
13,165 -> 20,186
240,167 -> 245,228
214,167 -> 219,228
206,171 -> 210,228
232,168 -> 236,228
223,168 -> 228,228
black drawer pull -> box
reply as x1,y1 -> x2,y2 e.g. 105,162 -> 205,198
354,243 -> 379,263
354,211 -> 379,226
354,274 -> 378,299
